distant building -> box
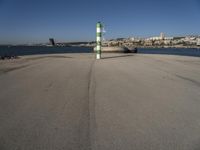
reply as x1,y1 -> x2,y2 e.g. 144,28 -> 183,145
164,39 -> 171,45
49,38 -> 55,46
165,37 -> 174,40
144,40 -> 153,46
197,38 -> 200,46
147,32 -> 165,41
160,32 -> 165,40
130,37 -> 142,42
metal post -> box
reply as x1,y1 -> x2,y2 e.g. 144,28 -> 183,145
96,22 -> 102,59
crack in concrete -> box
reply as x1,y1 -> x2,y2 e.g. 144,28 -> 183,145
88,59 -> 97,150
175,74 -> 200,87
0,65 -> 30,75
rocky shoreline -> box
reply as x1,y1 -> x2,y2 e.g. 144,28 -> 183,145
0,55 -> 18,60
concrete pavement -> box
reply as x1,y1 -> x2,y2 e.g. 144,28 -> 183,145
0,54 -> 94,150
92,54 -> 200,150
0,53 -> 200,150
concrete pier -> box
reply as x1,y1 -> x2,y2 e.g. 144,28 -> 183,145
0,53 -> 200,150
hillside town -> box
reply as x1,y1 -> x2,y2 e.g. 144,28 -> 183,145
101,33 -> 200,48
9,33 -> 200,49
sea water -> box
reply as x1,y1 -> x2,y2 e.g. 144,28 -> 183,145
0,46 -> 200,57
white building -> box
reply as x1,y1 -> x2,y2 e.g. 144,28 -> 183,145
130,37 -> 142,42
160,32 -> 165,40
197,38 -> 200,46
147,32 -> 169,41
148,37 -> 162,40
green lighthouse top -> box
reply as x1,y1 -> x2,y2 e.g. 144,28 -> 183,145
96,22 -> 103,28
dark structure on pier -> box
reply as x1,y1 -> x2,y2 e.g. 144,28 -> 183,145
49,38 -> 55,46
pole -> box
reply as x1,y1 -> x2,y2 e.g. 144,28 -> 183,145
96,22 -> 102,59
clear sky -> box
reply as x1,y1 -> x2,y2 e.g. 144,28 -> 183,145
0,0 -> 200,44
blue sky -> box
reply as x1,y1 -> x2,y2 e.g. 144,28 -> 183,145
0,0 -> 200,44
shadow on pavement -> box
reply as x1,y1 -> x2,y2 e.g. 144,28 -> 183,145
102,54 -> 134,59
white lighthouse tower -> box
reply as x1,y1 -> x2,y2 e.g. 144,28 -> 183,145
96,22 -> 103,59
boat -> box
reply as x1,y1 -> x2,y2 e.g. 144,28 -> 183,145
93,46 -> 137,53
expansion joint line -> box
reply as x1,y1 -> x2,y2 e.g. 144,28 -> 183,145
88,59 -> 97,150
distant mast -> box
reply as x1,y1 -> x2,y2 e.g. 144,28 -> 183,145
96,22 -> 103,59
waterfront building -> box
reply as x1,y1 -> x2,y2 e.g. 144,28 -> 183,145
144,40 -> 153,46
197,38 -> 200,46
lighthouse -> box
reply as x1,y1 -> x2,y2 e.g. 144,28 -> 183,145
96,22 -> 103,59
